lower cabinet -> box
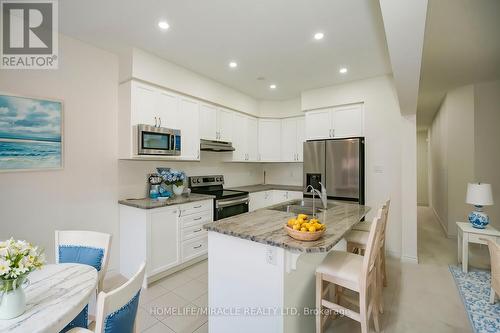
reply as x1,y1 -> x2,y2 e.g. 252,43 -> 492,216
119,199 -> 212,284
249,190 -> 303,211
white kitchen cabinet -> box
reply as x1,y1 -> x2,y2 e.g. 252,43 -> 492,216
178,97 -> 200,160
258,119 -> 281,161
131,83 -> 158,126
249,191 -> 274,211
305,109 -> 332,140
281,117 -> 305,162
149,206 -> 180,276
332,104 -> 364,138
249,190 -> 303,211
199,105 -> 234,142
119,199 -> 213,285
247,117 -> 259,161
119,80 -> 201,160
217,108 -> 234,142
305,104 -> 363,140
199,103 -> 218,141
232,113 -> 259,161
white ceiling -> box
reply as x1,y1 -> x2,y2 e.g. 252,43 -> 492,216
418,0 -> 500,127
58,0 -> 392,100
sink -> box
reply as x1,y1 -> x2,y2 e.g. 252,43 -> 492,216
269,199 -> 336,215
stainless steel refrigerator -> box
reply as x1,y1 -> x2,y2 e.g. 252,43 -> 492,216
303,138 -> 365,204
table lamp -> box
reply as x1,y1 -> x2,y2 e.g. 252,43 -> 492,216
466,183 -> 494,229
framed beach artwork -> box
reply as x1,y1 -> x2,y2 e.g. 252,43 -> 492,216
0,93 -> 63,172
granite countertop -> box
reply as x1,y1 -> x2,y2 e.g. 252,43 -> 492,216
119,193 -> 215,209
228,184 -> 303,193
203,200 -> 370,253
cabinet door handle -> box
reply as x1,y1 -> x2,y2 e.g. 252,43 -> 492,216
158,117 -> 162,127
193,228 -> 203,233
154,116 -> 158,127
193,205 -> 202,208
331,129 -> 334,137
193,216 -> 202,221
193,244 -> 203,249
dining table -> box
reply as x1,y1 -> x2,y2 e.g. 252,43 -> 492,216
0,263 -> 98,333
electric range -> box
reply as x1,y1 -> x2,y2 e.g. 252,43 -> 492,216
188,175 -> 249,221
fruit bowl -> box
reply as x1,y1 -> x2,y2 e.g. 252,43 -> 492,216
284,224 -> 325,241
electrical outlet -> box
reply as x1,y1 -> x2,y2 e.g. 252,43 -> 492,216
265,246 -> 277,265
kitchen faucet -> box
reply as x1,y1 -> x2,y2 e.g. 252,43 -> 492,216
306,183 -> 327,217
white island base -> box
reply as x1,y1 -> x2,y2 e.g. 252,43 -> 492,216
208,231 -> 346,333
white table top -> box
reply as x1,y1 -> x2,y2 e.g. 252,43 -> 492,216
456,221 -> 500,236
0,263 -> 98,333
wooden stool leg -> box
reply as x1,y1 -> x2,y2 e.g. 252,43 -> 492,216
360,290 -> 368,333
316,273 -> 323,333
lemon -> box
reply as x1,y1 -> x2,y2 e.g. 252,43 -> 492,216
300,227 -> 307,232
309,226 -> 317,232
310,218 -> 319,224
297,214 -> 308,221
287,218 -> 296,226
292,225 -> 300,231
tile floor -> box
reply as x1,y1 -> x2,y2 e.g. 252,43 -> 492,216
103,206 -> 489,332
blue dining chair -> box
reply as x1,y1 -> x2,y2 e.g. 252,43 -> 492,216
55,230 -> 112,332
66,262 -> 146,333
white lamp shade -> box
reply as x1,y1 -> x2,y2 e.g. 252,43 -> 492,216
466,183 -> 494,206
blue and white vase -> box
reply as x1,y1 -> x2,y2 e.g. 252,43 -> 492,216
468,205 -> 489,229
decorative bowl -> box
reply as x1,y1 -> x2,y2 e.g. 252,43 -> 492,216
284,225 -> 325,241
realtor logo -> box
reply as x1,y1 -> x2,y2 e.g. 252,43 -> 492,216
1,0 -> 58,69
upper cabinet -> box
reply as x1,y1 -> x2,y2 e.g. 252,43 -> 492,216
232,113 -> 259,161
199,105 -> 233,142
281,117 -> 305,162
258,119 -> 281,161
119,80 -> 200,160
305,104 -> 364,140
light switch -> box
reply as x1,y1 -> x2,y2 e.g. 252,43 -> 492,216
373,165 -> 384,174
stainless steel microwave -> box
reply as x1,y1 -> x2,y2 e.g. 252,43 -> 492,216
137,124 -> 181,156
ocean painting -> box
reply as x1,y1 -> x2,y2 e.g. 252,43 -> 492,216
0,94 -> 62,171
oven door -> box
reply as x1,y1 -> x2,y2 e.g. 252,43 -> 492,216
215,196 -> 249,220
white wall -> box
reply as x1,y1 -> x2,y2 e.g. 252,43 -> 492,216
258,98 -> 303,118
417,130 -> 429,205
429,85 -> 475,236
263,163 -> 303,186
119,153 -> 263,199
474,80 -> 500,230
0,35 -> 121,271
301,75 -> 408,259
121,48 -> 260,117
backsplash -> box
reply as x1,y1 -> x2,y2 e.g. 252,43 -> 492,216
118,152 -> 264,199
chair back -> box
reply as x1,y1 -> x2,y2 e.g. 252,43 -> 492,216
378,200 -> 391,249
55,230 -> 112,291
94,262 -> 146,333
484,239 -> 500,295
360,208 -> 383,292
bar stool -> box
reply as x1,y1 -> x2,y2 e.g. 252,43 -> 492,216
315,210 -> 384,333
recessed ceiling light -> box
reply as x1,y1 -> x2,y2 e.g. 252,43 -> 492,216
158,20 -> 170,30
229,61 -> 238,68
314,32 -> 324,40
269,84 -> 277,89
339,67 -> 348,74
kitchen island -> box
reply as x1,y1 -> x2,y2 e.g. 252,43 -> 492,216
203,200 -> 370,333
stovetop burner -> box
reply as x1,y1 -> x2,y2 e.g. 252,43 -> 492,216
188,175 -> 249,200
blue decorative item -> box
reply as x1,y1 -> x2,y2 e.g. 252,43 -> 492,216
449,266 -> 500,333
468,208 -> 490,229
103,291 -> 140,333
58,245 -> 104,271
60,305 -> 89,332
157,167 -> 186,187
466,183 -> 494,229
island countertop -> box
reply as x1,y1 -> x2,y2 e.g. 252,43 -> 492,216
203,200 -> 370,253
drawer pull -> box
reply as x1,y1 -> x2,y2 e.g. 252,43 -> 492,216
193,205 -> 202,208
193,228 -> 203,233
193,244 -> 202,249
193,217 -> 202,221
